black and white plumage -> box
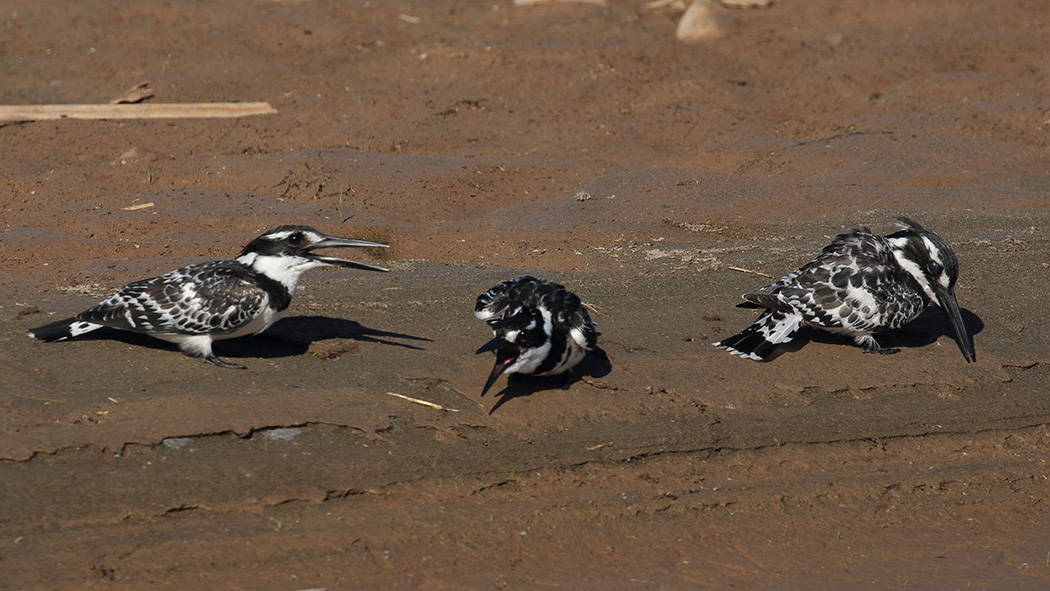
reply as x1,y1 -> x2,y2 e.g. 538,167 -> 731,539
28,225 -> 388,369
474,276 -> 599,396
715,217 -> 975,362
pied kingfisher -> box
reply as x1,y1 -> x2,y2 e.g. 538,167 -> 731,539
714,217 -> 975,362
474,276 -> 600,396
28,225 -> 388,369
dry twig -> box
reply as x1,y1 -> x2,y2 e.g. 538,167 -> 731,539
727,265 -> 774,279
386,391 -> 459,412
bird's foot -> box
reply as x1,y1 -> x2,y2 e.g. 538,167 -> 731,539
856,335 -> 899,355
204,354 -> 247,370
560,370 -> 574,390
868,347 -> 901,355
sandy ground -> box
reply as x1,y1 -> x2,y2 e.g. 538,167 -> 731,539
2,0 -> 1050,589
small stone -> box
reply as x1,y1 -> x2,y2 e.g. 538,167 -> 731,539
676,0 -> 723,42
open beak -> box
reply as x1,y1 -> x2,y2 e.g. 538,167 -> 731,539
304,236 -> 389,272
934,283 -> 976,363
476,336 -> 520,397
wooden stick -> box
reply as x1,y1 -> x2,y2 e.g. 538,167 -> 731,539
0,102 -> 277,122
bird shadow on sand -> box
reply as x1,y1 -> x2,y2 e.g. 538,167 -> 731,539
486,348 -> 613,415
71,315 -> 430,364
781,306 -> 984,361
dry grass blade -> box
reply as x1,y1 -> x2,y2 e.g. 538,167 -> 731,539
642,0 -> 688,11
386,391 -> 459,412
582,301 -> 603,316
727,265 -> 774,279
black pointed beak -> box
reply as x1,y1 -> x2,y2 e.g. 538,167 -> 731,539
476,336 -> 519,397
475,336 -> 514,355
304,236 -> 389,272
934,283 -> 975,363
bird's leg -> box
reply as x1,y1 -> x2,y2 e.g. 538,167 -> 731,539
180,337 -> 248,369
560,369 -> 575,390
856,334 -> 900,355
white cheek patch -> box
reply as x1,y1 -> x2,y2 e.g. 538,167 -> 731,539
249,255 -> 323,293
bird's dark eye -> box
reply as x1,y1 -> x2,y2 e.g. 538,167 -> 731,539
926,261 -> 942,274
288,232 -> 303,246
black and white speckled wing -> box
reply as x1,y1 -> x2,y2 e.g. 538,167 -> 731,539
546,286 -> 599,350
751,230 -> 926,333
474,275 -> 543,321
475,275 -> 599,350
77,261 -> 269,336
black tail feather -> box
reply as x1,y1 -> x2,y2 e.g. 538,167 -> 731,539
715,310 -> 802,361
27,317 -> 100,342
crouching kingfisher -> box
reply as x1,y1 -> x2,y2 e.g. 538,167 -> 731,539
715,217 -> 975,362
474,276 -> 600,396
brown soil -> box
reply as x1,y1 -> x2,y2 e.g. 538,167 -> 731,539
3,0 -> 1050,589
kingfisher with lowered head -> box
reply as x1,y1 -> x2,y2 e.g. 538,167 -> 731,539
715,217 -> 975,362
28,225 -> 388,369
474,276 -> 600,396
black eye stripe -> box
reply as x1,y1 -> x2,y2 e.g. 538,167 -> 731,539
926,261 -> 942,274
